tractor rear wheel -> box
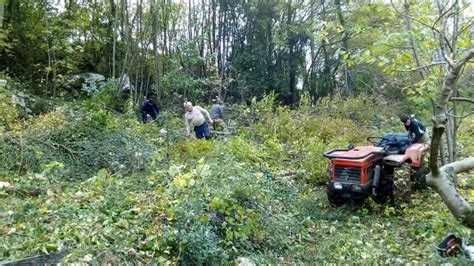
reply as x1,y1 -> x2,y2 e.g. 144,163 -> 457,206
412,156 -> 429,190
392,164 -> 412,207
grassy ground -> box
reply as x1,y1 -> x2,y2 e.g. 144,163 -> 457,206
1,95 -> 473,264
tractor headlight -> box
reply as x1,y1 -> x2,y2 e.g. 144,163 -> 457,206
334,182 -> 343,190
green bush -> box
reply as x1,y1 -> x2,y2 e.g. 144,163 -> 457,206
0,106 -> 157,178
83,79 -> 129,115
0,86 -> 19,131
248,95 -> 382,184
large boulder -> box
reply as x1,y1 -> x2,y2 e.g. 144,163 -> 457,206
81,73 -> 106,86
66,73 -> 106,91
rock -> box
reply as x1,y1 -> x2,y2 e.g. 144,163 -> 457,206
160,128 -> 168,136
235,257 -> 255,266
82,73 -> 106,85
0,181 -> 11,189
66,72 -> 106,90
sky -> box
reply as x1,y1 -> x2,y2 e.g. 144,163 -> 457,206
47,0 -> 473,15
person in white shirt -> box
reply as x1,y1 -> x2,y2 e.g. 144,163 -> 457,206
184,101 -> 213,139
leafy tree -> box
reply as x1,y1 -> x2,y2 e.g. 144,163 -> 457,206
378,0 -> 474,228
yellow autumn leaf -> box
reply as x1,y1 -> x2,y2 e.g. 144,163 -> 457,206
172,173 -> 193,188
130,207 -> 141,214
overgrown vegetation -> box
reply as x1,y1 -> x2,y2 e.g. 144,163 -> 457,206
0,0 -> 473,263
1,90 -> 473,264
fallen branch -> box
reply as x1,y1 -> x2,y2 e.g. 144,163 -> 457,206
28,137 -> 79,155
3,185 -> 47,196
3,250 -> 69,265
426,157 -> 474,228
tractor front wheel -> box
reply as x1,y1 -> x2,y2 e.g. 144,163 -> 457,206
372,181 -> 392,204
392,164 -> 412,207
326,186 -> 347,206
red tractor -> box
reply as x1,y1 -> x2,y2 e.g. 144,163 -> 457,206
323,133 -> 429,206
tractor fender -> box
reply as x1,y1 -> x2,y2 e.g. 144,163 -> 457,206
383,143 -> 429,167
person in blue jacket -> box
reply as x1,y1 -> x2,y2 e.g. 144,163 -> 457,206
400,114 -> 429,144
141,96 -> 159,123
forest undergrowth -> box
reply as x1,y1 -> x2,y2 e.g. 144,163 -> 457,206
1,90 -> 473,264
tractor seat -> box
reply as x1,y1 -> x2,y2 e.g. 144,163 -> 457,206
377,133 -> 411,154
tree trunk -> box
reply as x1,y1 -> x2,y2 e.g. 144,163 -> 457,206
199,0 -> 206,78
404,0 -> 425,79
429,49 -> 474,228
446,111 -> 454,163
439,134 -> 447,166
446,0 -> 460,163
5,0 -> 19,24
334,0 -> 352,92
219,6 -> 227,98
151,0 -> 160,95
44,0 -> 55,96
287,0 -> 297,105
111,0 -> 118,80
188,0 -> 192,40
211,0 -> 216,57
0,0 -> 4,28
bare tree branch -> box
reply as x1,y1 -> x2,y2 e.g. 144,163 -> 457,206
447,111 -> 474,119
443,52 -> 455,68
395,62 -> 447,72
449,97 -> 474,104
454,48 -> 474,69
432,0 -> 458,29
454,20 -> 474,40
382,43 -> 412,49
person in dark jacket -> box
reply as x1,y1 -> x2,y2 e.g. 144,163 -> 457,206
209,97 -> 226,131
400,114 -> 429,144
141,97 -> 159,123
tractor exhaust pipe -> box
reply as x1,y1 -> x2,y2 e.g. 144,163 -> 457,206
372,165 -> 381,196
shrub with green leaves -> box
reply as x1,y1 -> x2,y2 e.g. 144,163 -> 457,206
0,86 -> 19,131
247,94 -> 385,184
0,105 -> 158,179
